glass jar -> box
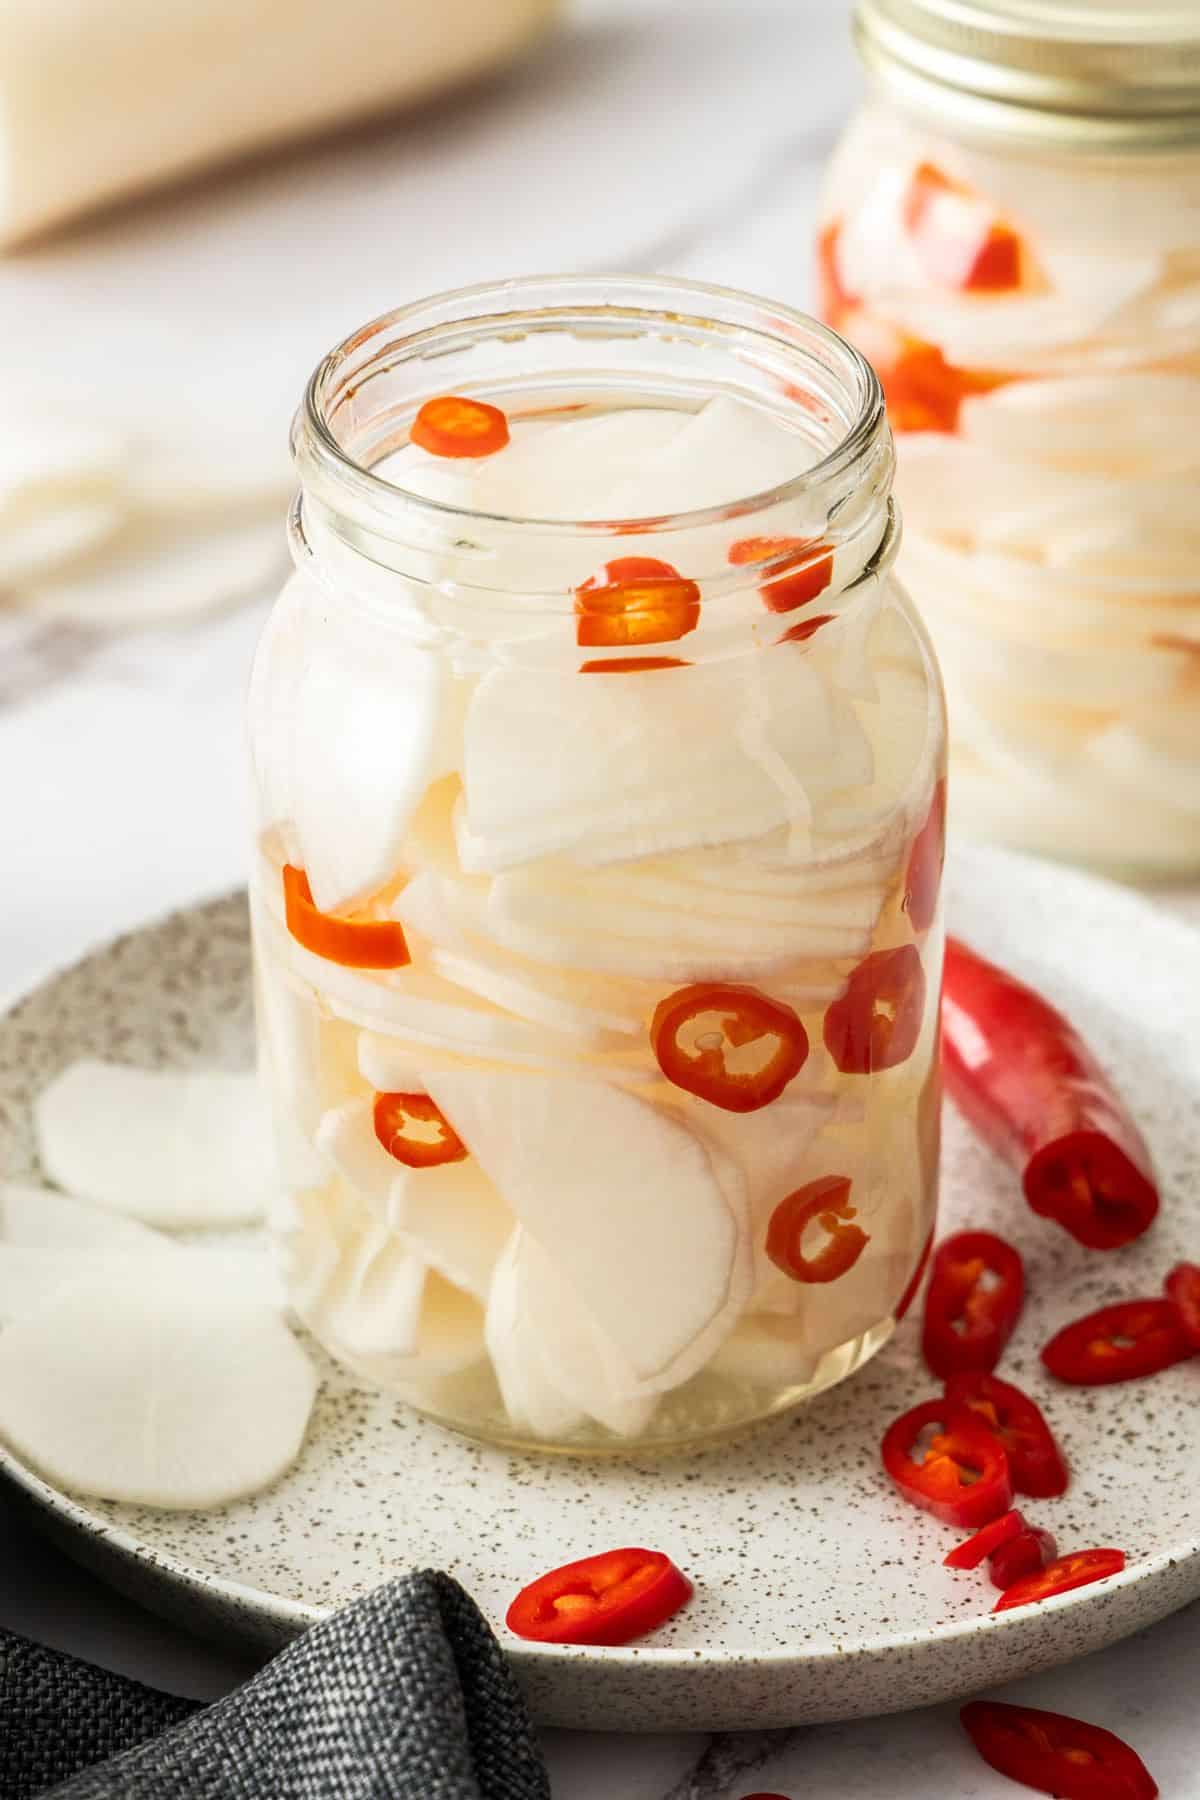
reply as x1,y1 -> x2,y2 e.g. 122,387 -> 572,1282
820,1 -> 1200,877
248,276 -> 946,1453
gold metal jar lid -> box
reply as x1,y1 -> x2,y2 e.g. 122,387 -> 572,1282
854,1 -> 1200,151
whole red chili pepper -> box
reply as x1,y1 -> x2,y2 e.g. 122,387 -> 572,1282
1164,1261 -> 1200,1350
941,937 -> 1158,1250
943,1370 -> 1068,1498
881,1398 -> 1012,1529
921,1230 -> 1024,1379
1041,1299 -> 1194,1386
992,1547 -> 1126,1613
961,1701 -> 1157,1799
506,1548 -> 692,1646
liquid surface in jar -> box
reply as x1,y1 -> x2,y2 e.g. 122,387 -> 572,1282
250,390 -> 944,1451
819,111 -> 1200,875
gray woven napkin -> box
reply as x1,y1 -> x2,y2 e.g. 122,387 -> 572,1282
0,1571 -> 550,1800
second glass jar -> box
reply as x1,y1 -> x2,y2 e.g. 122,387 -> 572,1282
250,277 -> 945,1452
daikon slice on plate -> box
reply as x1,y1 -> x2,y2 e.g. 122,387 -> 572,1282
0,1245 -> 282,1322
0,1264 -> 316,1509
34,1061 -> 277,1229
0,1180 -> 165,1250
424,1070 -> 752,1393
17,516 -> 286,624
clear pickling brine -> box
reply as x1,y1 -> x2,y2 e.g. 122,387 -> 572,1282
249,278 -> 946,1452
821,2 -> 1200,877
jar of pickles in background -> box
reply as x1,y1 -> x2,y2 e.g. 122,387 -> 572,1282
820,1 -> 1200,876
249,276 -> 946,1454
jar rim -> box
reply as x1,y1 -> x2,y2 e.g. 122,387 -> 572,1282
293,273 -> 886,541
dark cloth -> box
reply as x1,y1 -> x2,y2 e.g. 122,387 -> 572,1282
0,1571 -> 550,1800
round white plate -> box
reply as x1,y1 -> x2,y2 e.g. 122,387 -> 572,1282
1,846 -> 1198,1731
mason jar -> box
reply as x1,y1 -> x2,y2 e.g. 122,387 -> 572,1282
248,276 -> 945,1453
819,1 -> 1200,877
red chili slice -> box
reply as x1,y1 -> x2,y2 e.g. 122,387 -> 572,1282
824,945 -> 926,1076
575,556 -> 701,649
943,1370 -> 1069,1499
372,1091 -> 467,1169
282,865 -> 411,971
578,655 -> 689,674
989,1525 -> 1057,1591
728,534 -> 834,614
942,937 -> 1159,1250
921,1229 -> 1025,1379
992,1548 -> 1126,1614
1041,1299 -> 1194,1387
410,394 -> 510,458
903,778 -> 946,935
961,1701 -> 1158,1800
894,1226 -> 936,1322
765,1175 -> 868,1284
779,613 -> 835,646
505,1548 -> 692,1646
651,982 -> 809,1113
881,1398 -> 1012,1529
904,163 -> 1023,294
943,1507 -> 1025,1571
1164,1261 -> 1200,1350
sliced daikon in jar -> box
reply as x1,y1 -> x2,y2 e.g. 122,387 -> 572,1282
707,1312 -> 820,1390
485,1232 -> 587,1442
0,1263 -> 316,1508
391,1157 -> 513,1302
423,1069 -> 752,1395
458,646 -> 873,874
960,374 -> 1200,477
288,616 -> 465,913
34,1061 -> 277,1229
316,1099 -> 403,1215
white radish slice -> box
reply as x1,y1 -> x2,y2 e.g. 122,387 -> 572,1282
315,1099 -> 401,1215
0,1265 -> 316,1509
289,620 -> 463,913
16,516 -> 286,625
247,574 -> 314,854
423,1069 -> 752,1393
34,1061 -> 277,1229
430,946 -> 643,1041
128,432 -> 291,517
391,1159 -> 513,1302
1089,721 -> 1200,816
707,1313 -> 820,1390
252,923 -> 330,1191
960,375 -> 1200,476
0,1180 -> 165,1250
485,1232 -> 587,1441
458,649 -> 872,874
678,1089 -> 838,1220
590,396 -> 814,520
508,1230 -> 659,1438
0,409 -> 127,519
0,1246 -> 282,1322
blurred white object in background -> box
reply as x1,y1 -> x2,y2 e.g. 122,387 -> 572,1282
0,0 -> 559,246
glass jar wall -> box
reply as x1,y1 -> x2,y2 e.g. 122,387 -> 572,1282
820,2 -> 1200,876
249,277 -> 946,1452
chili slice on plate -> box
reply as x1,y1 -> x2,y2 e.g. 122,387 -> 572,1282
823,945 -> 926,1075
943,1507 -> 1025,1571
372,1091 -> 468,1169
282,865 -> 411,971
941,937 -> 1159,1250
992,1548 -> 1126,1614
506,1548 -> 692,1646
727,534 -> 834,613
961,1701 -> 1157,1800
921,1229 -> 1025,1379
1041,1299 -> 1194,1386
1164,1261 -> 1200,1350
651,982 -> 809,1113
989,1525 -> 1057,1591
765,1175 -> 868,1284
575,556 -> 701,649
410,394 -> 510,458
881,1398 -> 1012,1529
943,1370 -> 1069,1498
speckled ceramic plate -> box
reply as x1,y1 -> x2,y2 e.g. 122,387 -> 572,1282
1,845 -> 1198,1731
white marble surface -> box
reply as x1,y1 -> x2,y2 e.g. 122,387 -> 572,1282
0,0 -> 1197,1793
